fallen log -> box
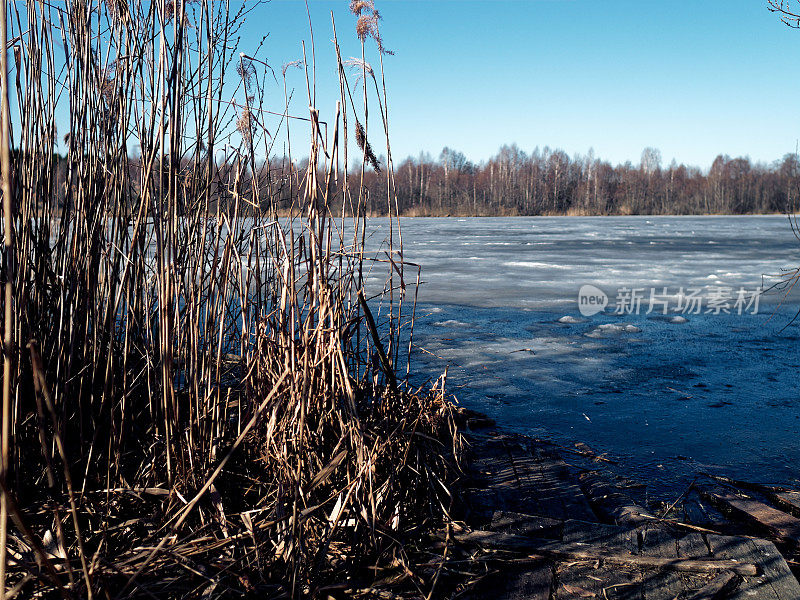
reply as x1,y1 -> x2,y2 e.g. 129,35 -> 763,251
443,530 -> 760,576
538,440 -> 618,464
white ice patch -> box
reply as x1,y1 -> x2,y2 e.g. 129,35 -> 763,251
504,261 -> 571,269
585,323 -> 642,338
557,315 -> 586,324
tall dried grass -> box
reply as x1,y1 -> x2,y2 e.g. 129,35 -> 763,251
0,1 -> 461,597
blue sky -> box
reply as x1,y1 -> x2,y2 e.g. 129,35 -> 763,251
248,0 -> 800,170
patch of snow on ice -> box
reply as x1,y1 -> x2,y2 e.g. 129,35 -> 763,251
504,261 -> 572,269
558,315 -> 585,324
585,323 -> 642,338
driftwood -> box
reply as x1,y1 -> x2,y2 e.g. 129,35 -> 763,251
685,571 -> 741,600
579,471 -> 655,527
771,491 -> 800,519
444,530 -> 760,576
700,489 -> 800,545
704,475 -> 800,521
454,408 -> 496,430
537,439 -> 617,464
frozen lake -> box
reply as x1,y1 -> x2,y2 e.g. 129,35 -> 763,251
371,215 -> 800,497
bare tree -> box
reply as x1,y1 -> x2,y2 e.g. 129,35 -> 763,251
768,1 -> 800,27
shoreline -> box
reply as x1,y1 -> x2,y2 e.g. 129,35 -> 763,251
276,211 -> 796,219
438,411 -> 800,598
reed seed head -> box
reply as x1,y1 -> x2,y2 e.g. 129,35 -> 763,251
237,59 -> 255,87
349,0 -> 374,16
355,119 -> 381,172
237,106 -> 253,146
104,0 -> 127,22
344,57 -> 373,78
354,8 -> 392,55
281,60 -> 302,77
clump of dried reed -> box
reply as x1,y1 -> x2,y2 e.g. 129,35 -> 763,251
0,1 -> 461,598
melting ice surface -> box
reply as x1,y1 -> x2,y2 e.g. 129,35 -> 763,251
367,216 -> 800,497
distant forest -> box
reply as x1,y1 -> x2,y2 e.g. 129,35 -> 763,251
40,145 -> 800,217
357,145 -> 800,216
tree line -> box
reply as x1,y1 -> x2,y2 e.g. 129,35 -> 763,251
37,144 -> 800,217
356,145 -> 800,216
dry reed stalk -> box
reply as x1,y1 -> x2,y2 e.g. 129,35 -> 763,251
0,1 -> 12,596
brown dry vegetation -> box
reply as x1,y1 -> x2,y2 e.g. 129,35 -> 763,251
0,1 -> 462,598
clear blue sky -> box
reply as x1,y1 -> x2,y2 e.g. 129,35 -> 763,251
248,0 -> 800,170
